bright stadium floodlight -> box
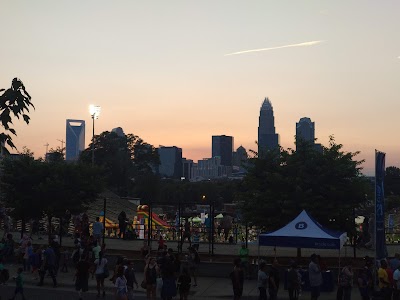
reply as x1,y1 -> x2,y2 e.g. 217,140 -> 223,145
89,105 -> 101,119
89,105 -> 101,165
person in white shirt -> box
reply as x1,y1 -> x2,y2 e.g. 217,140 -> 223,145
93,251 -> 108,298
114,265 -> 128,300
309,254 -> 322,300
393,264 -> 400,300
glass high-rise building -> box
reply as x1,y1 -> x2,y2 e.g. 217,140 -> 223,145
258,98 -> 279,154
65,119 -> 85,161
157,146 -> 183,179
212,135 -> 233,166
296,117 -> 323,152
296,117 -> 315,144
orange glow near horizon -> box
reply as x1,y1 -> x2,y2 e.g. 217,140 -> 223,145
2,1 -> 400,176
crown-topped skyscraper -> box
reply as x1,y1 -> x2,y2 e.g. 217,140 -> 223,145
258,97 -> 279,154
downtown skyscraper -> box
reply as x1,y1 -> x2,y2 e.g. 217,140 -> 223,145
157,146 -> 183,179
258,97 -> 279,154
296,117 -> 315,145
66,119 -> 85,161
212,135 -> 233,166
296,117 -> 322,152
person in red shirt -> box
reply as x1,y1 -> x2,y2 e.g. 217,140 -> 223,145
386,263 -> 394,299
158,235 -> 165,250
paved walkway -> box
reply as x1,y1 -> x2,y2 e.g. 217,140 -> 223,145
16,232 -> 386,260
2,262 -> 361,299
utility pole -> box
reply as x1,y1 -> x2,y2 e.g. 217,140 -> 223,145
44,143 -> 49,158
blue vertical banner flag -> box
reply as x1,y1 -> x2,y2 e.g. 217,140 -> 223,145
375,150 -> 388,259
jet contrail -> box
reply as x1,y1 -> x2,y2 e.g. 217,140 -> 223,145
224,40 -> 324,56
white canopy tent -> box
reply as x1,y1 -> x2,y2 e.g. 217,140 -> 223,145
259,210 -> 347,250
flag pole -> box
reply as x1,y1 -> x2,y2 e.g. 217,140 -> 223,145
374,149 -> 377,266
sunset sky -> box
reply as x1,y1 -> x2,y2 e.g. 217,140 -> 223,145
1,1 -> 399,174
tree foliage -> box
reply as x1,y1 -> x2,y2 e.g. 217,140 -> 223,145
153,179 -> 239,208
0,78 -> 34,153
385,166 -> 400,196
385,166 -> 400,211
46,147 -> 65,163
237,137 -> 370,234
79,131 -> 159,197
0,156 -> 104,225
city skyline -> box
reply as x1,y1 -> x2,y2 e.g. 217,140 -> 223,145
1,1 -> 400,175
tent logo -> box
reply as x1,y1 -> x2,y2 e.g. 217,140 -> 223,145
295,222 -> 307,230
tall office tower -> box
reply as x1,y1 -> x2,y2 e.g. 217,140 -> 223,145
295,117 -> 323,152
212,135 -> 233,166
157,146 -> 183,179
66,119 -> 85,161
296,117 -> 315,144
258,97 -> 279,154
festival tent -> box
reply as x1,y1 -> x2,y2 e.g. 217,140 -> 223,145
214,213 -> 224,219
258,210 -> 347,250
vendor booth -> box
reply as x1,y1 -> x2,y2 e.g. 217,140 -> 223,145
258,210 -> 347,292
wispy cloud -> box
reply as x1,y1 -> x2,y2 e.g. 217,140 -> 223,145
224,40 -> 324,56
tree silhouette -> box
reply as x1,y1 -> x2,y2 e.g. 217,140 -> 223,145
0,78 -> 34,154
238,137 -> 370,234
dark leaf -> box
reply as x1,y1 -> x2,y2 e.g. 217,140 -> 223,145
6,139 -> 16,149
23,114 -> 30,124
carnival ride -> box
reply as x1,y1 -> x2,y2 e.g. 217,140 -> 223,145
136,205 -> 171,229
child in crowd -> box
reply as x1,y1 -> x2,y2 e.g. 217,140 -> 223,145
61,247 -> 70,272
9,267 -> 26,300
0,257 -> 9,284
23,241 -> 33,272
30,248 -> 42,280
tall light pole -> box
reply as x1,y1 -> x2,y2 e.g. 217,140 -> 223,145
89,105 -> 101,166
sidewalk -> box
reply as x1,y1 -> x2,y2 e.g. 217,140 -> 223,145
12,232 -> 382,262
3,262 -> 362,299
13,231 -> 383,260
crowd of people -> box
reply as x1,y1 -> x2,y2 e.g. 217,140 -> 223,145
140,240 -> 200,300
0,227 -> 201,300
229,250 -> 400,300
230,252 -> 324,300
5,211 -> 400,300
